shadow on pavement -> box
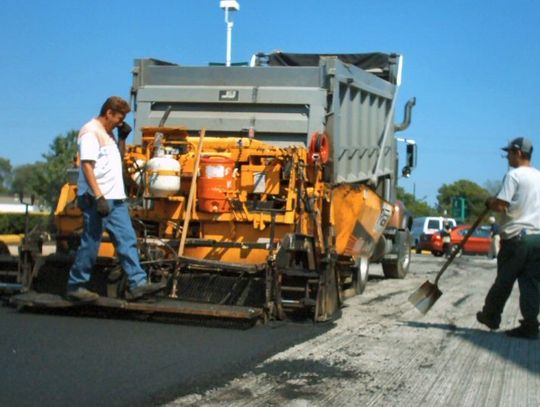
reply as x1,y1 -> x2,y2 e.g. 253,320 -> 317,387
401,320 -> 540,377
251,358 -> 362,402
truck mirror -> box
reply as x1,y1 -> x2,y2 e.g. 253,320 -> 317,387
406,143 -> 417,169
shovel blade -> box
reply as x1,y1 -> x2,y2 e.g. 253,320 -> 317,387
408,280 -> 442,314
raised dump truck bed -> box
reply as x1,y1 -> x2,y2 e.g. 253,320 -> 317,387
132,52 -> 401,195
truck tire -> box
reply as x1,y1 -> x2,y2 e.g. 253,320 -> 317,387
353,256 -> 369,294
382,230 -> 411,279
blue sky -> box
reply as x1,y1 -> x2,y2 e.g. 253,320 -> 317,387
2,0 -> 539,206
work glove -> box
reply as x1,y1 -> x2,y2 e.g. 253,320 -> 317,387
96,196 -> 110,217
117,122 -> 132,140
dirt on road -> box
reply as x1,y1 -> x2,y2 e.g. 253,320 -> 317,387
166,254 -> 540,407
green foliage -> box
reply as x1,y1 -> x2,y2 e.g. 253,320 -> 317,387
41,129 -> 79,208
436,179 -> 490,223
11,162 -> 48,202
10,130 -> 78,211
396,186 -> 434,217
0,213 -> 49,234
0,158 -> 11,194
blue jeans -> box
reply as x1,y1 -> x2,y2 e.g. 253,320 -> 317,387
68,195 -> 147,291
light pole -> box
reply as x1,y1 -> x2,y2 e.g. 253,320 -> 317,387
219,1 -> 240,67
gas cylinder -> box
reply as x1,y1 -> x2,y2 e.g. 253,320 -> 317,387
130,159 -> 146,187
146,151 -> 181,198
198,156 -> 235,213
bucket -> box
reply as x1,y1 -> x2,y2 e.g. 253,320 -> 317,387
198,156 -> 235,213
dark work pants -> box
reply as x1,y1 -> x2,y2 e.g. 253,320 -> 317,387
482,234 -> 540,326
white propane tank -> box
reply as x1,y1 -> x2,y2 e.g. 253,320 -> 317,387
146,151 -> 181,198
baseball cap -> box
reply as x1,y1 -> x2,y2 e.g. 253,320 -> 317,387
502,137 -> 533,154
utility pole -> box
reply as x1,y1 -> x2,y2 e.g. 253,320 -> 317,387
219,1 -> 240,67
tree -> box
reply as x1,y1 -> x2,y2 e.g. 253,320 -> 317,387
0,157 -> 12,193
396,186 -> 434,217
41,130 -> 78,208
11,162 -> 48,203
10,130 -> 78,210
436,179 -> 490,223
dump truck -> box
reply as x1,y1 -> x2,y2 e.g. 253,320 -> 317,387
9,52 -> 417,324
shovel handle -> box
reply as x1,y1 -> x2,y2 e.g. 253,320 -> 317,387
434,207 -> 489,285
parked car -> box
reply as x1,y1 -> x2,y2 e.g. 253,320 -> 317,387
412,216 -> 457,253
417,231 -> 442,254
430,225 -> 491,256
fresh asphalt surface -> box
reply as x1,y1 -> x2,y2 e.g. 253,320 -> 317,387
0,303 -> 332,407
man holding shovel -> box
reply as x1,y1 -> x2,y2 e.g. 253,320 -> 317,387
476,137 -> 540,339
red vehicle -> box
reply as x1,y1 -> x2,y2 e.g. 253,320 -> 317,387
430,225 -> 491,256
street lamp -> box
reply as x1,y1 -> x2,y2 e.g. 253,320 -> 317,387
219,0 -> 240,67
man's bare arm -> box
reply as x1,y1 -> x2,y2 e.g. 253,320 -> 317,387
81,160 -> 103,198
485,197 -> 509,213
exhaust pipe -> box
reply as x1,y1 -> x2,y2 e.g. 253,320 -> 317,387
394,97 -> 416,132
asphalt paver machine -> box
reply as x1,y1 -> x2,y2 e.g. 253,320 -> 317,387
9,52 -> 417,324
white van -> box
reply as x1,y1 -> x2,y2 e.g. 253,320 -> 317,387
411,216 -> 457,250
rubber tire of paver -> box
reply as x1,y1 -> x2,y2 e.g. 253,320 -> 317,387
382,230 -> 411,279
353,256 -> 369,294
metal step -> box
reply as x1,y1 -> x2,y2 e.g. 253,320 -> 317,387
281,270 -> 319,278
281,298 -> 316,307
0,271 -> 19,276
280,286 -> 308,293
0,282 -> 23,293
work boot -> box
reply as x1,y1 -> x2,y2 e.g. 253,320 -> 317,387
66,287 -> 100,303
476,311 -> 500,330
126,281 -> 167,300
505,320 -> 539,340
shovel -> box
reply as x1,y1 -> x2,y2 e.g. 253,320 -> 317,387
408,207 -> 489,314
